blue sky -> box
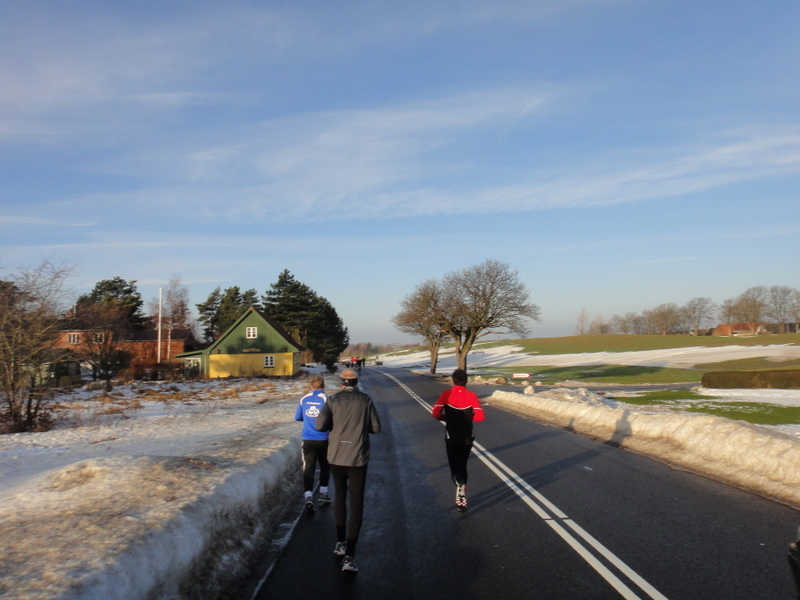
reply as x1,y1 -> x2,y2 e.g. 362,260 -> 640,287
1,1 -> 798,344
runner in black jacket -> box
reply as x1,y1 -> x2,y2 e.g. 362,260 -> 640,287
316,369 -> 381,573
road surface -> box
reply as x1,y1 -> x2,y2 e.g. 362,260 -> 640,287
245,367 -> 800,599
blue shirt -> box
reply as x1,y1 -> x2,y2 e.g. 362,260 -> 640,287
295,389 -> 329,441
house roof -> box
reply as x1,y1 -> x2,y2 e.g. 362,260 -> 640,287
178,307 -> 303,357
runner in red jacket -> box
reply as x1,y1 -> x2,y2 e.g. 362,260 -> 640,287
432,369 -> 485,511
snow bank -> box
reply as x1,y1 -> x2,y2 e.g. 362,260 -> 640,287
0,379 -> 309,600
489,388 -> 800,509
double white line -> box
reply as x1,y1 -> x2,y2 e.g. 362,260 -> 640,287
381,371 -> 668,600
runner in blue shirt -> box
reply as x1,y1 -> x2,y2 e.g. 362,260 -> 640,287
295,375 -> 331,512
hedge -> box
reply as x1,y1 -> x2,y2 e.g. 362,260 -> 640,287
701,369 -> 800,389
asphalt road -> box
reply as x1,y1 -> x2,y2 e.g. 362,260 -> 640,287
246,367 -> 800,600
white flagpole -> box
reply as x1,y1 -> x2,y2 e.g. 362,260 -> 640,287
157,287 -> 162,364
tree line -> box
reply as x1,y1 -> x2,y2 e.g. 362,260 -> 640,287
576,285 -> 800,336
195,269 -> 349,368
392,259 -> 541,373
0,262 -> 348,432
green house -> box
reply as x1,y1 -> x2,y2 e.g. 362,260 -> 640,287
177,308 -> 303,378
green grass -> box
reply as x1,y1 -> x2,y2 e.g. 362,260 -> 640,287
468,334 -> 800,384
693,357 -> 800,370
624,396 -> 800,426
607,390 -> 800,426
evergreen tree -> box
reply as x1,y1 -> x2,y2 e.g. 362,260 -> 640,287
77,277 -> 146,330
195,286 -> 259,343
262,270 -> 348,366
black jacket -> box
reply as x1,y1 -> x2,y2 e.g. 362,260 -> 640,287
315,386 -> 381,467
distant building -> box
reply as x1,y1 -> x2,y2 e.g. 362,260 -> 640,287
712,323 -> 766,337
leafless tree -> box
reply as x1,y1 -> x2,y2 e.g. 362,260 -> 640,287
392,279 -> 449,374
71,304 -> 134,392
439,259 -> 541,371
575,308 -> 588,335
0,261 -> 75,432
589,314 -> 608,335
682,297 -> 717,334
644,303 -> 683,335
718,298 -> 736,328
764,285 -> 798,333
732,286 -> 768,334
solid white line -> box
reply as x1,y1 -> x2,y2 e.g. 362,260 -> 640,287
379,370 -> 668,600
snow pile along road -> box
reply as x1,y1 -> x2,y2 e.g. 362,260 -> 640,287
489,388 -> 800,509
0,380 -> 308,600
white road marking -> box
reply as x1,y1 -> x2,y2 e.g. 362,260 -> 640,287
381,371 -> 669,600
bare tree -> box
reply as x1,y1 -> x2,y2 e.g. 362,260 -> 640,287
392,279 -> 448,373
589,314 -> 608,335
718,298 -> 736,329
71,304 -> 134,392
575,308 -> 588,335
609,312 -> 640,334
147,275 -> 198,360
644,303 -> 683,335
764,285 -> 798,333
439,259 -> 541,371
0,261 -> 75,432
682,297 -> 717,335
733,286 -> 768,335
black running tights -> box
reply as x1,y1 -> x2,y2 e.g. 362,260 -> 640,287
330,464 -> 368,556
301,439 -> 330,493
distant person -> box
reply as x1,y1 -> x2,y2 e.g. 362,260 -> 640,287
432,368 -> 485,512
315,368 -> 382,573
294,375 -> 331,512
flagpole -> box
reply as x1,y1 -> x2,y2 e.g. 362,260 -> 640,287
157,287 -> 162,364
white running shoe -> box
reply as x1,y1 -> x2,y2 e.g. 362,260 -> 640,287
342,556 -> 359,572
334,541 -> 347,556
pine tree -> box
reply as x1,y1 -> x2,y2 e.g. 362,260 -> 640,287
263,270 -> 348,366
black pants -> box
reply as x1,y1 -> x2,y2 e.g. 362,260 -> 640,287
330,464 -> 368,556
301,439 -> 330,493
446,442 -> 473,486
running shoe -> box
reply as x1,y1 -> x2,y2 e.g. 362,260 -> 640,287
342,556 -> 359,572
305,498 -> 315,513
318,492 -> 332,505
334,541 -> 347,556
456,484 -> 467,512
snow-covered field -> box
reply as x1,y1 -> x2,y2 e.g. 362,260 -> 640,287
0,377 -> 315,600
376,341 -> 800,371
1,343 -> 799,599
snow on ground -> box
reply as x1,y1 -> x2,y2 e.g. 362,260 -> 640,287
0,376 -> 321,600
378,342 -> 800,371
2,344 -> 800,599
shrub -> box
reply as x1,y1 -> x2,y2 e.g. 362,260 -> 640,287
701,369 -> 800,389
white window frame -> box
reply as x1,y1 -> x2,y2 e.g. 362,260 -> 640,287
67,333 -> 81,344
264,355 -> 275,368
246,326 -> 258,339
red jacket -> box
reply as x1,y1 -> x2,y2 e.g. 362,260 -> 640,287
432,385 -> 485,446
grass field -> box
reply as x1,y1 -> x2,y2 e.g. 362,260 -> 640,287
612,390 -> 800,426
468,334 -> 800,384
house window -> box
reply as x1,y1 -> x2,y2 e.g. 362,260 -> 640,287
264,355 -> 275,368
67,333 -> 80,344
93,332 -> 105,343
246,326 -> 258,339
